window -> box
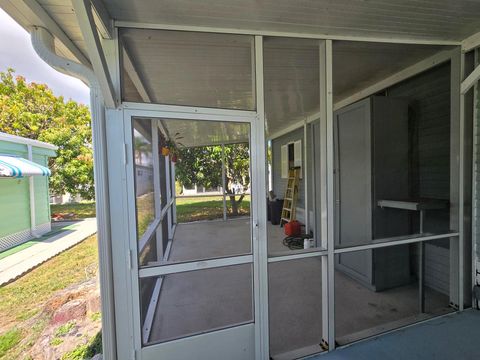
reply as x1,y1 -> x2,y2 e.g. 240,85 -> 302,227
281,140 -> 302,178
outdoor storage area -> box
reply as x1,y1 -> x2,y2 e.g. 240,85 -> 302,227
0,132 -> 56,251
108,29 -> 473,360
7,1 -> 480,359
123,36 -> 463,355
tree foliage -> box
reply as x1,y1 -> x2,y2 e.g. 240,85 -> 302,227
0,69 -> 94,199
175,143 -> 250,215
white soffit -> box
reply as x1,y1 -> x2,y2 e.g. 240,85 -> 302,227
106,0 -> 480,43
120,28 -> 255,110
263,38 -> 450,136
332,41 -> 449,102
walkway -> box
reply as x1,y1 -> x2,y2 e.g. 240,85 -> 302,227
0,218 -> 97,285
315,310 -> 480,360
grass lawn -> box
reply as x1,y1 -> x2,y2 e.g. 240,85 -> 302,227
176,195 -> 250,223
0,235 -> 98,359
51,202 -> 96,220
50,194 -> 251,224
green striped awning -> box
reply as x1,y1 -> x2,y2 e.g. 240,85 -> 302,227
0,154 -> 51,178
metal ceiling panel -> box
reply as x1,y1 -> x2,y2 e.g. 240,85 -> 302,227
105,0 -> 480,43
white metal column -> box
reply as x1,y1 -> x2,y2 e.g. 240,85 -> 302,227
254,35 -> 270,360
450,48 -> 464,310
222,143 -> 227,221
26,144 -> 39,238
304,120 -> 309,233
319,39 -> 335,350
165,155 -> 173,239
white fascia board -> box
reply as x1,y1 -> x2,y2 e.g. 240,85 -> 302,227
0,0 -> 91,66
91,0 -> 113,39
115,21 -> 461,47
462,31 -> 480,52
0,132 -> 58,151
72,0 -> 116,108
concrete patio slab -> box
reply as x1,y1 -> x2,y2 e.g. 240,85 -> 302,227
314,310 -> 480,360
0,218 -> 97,285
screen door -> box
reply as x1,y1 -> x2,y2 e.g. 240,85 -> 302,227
125,114 -> 259,360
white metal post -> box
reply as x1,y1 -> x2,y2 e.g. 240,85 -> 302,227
449,47 -> 466,311
152,122 -> 164,259
254,35 -> 269,360
472,48 -> 479,307
222,143 -> 227,221
172,162 -> 177,225
165,155 -> 173,240
304,120 -> 309,233
459,50 -> 466,311
325,39 -> 335,351
27,144 -> 39,238
319,40 -> 329,349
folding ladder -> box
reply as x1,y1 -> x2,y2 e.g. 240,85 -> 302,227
280,167 -> 301,226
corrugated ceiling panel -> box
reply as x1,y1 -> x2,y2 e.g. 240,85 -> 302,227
105,0 -> 480,42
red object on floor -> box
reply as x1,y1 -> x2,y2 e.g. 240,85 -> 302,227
284,220 -> 301,236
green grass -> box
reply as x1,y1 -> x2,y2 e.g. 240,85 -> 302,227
54,322 -> 76,337
51,202 -> 96,220
0,235 -> 98,327
0,235 -> 98,359
176,195 -> 250,223
89,312 -> 101,322
136,192 -> 155,237
0,328 -> 22,357
61,332 -> 102,360
50,337 -> 64,347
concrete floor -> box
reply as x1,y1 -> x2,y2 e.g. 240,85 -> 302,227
314,310 -> 480,360
147,219 -> 452,359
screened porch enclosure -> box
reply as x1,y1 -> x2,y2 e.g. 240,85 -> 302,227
106,27 -> 472,360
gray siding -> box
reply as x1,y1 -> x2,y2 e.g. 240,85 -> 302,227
387,63 -> 451,294
388,63 -> 451,214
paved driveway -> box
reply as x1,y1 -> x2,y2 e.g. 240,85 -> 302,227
0,218 -> 97,285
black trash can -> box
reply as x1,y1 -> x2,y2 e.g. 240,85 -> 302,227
270,199 -> 283,225
267,198 -> 271,221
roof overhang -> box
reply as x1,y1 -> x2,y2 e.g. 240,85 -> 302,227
3,0 -> 480,72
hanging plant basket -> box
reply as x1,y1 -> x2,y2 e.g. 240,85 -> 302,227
161,146 -> 170,156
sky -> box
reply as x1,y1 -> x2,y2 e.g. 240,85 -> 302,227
0,8 -> 90,105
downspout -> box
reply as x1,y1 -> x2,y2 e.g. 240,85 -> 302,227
31,27 -> 117,359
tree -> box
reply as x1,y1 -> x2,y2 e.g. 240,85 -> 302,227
0,69 -> 94,199
175,143 -> 250,215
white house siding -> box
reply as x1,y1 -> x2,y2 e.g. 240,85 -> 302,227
272,127 -> 305,209
271,125 -> 315,222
